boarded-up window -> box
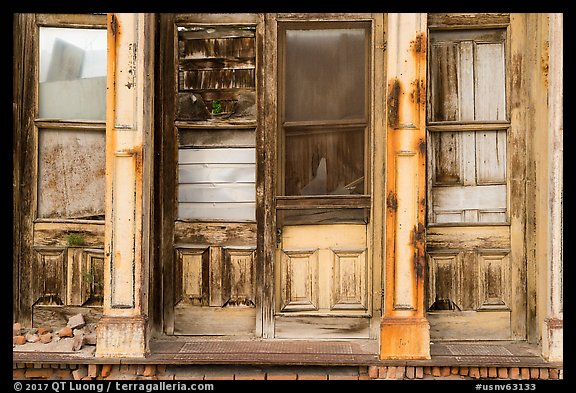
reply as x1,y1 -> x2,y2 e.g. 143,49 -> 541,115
429,29 -> 506,122
176,25 -> 256,222
428,29 -> 508,224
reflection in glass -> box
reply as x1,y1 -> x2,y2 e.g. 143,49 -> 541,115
284,29 -> 366,122
39,27 -> 107,120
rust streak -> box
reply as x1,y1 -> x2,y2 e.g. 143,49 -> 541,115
387,78 -> 401,129
387,191 -> 398,212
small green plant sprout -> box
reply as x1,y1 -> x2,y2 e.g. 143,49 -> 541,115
212,99 -> 223,114
66,232 -> 85,247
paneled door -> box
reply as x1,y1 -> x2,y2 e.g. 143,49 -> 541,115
14,14 -> 107,328
270,16 -> 384,339
425,26 -> 526,340
159,14 -> 261,336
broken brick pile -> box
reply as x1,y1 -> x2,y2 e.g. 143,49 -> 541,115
13,314 -> 96,351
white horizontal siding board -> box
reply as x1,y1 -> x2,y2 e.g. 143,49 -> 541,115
178,202 -> 256,221
178,148 -> 255,164
179,163 -> 256,184
178,183 -> 255,203
474,43 -> 506,121
432,184 -> 506,211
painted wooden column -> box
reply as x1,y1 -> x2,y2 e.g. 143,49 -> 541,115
380,13 -> 430,360
96,13 -> 154,358
542,12 -> 563,363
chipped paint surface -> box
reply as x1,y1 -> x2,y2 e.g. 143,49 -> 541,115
381,13 -> 429,360
97,13 -> 153,358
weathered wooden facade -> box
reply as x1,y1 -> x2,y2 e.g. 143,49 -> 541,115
13,12 -> 563,376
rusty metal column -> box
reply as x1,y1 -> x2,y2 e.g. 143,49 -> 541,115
96,13 -> 154,358
380,13 -> 430,360
543,12 -> 563,363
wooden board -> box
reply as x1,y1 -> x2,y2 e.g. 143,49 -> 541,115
274,315 -> 370,339
428,311 -> 511,341
174,306 -> 256,336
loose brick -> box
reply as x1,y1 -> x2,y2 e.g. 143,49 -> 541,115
88,364 -> 98,378
101,364 -> 112,378
378,366 -> 387,379
40,333 -> 53,344
37,327 -> 52,335
368,366 -> 379,379
26,333 -> 40,343
530,368 -> 539,379
480,367 -> 488,378
67,313 -> 86,329
13,336 -> 27,345
84,333 -> 97,345
460,367 -> 469,376
451,367 -> 459,375
396,366 -> 405,380
549,368 -> 559,379
72,368 -> 88,380
559,370 -> 563,379
488,367 -> 498,378
405,366 -> 415,379
81,377 -> 93,381
415,367 -> 424,379
469,367 -> 480,378
144,365 -> 156,377
387,366 -> 397,380
175,376 -> 204,380
13,323 -> 22,336
442,367 -> 451,377
539,368 -> 549,380
498,368 -> 508,379
58,327 -> 73,338
157,375 -> 175,380
521,368 -> 530,380
432,366 -> 441,377
25,369 -> 53,379
72,334 -> 84,351
13,369 -> 25,379
509,367 -> 520,380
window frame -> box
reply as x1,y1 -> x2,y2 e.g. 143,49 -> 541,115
276,20 -> 372,209
32,14 -> 108,224
426,23 -> 512,227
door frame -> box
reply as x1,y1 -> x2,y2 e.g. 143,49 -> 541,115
259,13 -> 385,339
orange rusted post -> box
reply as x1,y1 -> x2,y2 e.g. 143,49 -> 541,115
380,13 -> 430,360
96,13 -> 154,358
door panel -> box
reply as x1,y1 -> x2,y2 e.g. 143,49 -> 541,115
15,15 -> 108,328
425,26 -> 521,340
275,224 -> 370,338
163,16 -> 260,336
273,20 -> 375,339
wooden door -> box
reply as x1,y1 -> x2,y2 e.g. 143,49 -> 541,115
425,24 -> 526,340
159,14 -> 261,336
14,14 -> 108,328
270,16 -> 383,339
